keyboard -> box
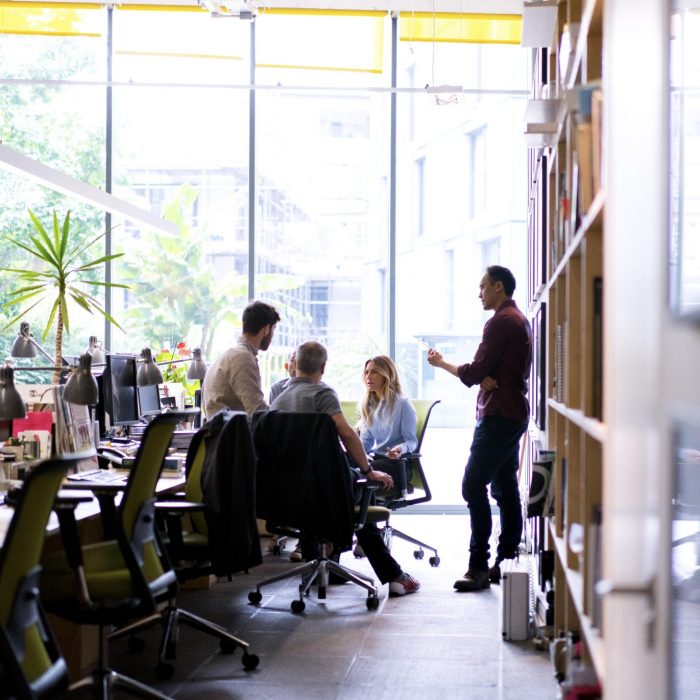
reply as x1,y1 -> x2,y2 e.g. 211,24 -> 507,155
67,469 -> 126,484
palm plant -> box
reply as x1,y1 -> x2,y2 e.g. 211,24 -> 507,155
1,209 -> 128,382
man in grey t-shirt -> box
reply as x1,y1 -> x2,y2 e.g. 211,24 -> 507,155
270,340 -> 420,597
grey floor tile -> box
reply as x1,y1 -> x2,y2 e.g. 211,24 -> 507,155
108,514 -> 559,698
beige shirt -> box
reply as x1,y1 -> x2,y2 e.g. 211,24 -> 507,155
202,337 -> 268,418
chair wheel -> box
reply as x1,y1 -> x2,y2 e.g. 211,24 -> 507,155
127,635 -> 146,653
429,556 -> 441,567
242,653 -> 260,670
156,662 -> 175,680
165,639 -> 176,659
220,638 -> 237,654
318,585 -> 326,599
248,591 -> 263,605
366,596 -> 380,611
413,549 -> 425,560
291,599 -> 306,613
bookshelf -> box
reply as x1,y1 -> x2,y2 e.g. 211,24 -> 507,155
525,0 -> 605,686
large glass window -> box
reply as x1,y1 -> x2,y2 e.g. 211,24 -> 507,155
255,13 -> 391,397
0,7 -> 530,507
110,9 -> 251,361
0,10 -> 106,368
395,38 -> 529,506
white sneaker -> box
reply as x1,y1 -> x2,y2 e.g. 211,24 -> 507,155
388,572 -> 421,597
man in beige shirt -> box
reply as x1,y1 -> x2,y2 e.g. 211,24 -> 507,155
203,300 -> 281,418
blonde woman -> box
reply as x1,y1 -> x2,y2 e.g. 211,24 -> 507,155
360,355 -> 418,465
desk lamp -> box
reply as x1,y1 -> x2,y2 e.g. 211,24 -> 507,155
86,336 -> 106,365
63,353 -> 98,405
187,348 -> 207,381
137,347 -> 164,386
0,363 -> 27,421
10,322 -> 54,364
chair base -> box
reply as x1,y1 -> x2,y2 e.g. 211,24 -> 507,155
385,526 -> 441,567
110,602 -> 259,675
68,668 -> 173,700
248,544 -> 380,613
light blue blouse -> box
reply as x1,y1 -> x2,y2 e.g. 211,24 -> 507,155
360,395 -> 418,457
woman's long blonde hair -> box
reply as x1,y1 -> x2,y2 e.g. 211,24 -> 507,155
360,355 -> 403,428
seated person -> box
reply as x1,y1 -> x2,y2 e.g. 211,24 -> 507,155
269,350 -> 296,404
270,340 -> 420,597
358,355 -> 418,493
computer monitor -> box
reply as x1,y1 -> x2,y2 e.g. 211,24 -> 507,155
104,354 -> 140,427
138,383 -> 162,417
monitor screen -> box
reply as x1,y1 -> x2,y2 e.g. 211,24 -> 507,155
138,383 -> 162,417
104,354 -> 140,426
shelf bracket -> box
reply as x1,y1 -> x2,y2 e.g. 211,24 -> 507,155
596,577 -> 656,649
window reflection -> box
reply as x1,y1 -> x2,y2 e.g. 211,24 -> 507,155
670,7 -> 700,319
672,422 -> 700,698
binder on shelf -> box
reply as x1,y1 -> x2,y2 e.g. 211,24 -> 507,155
591,277 -> 603,420
576,122 -> 594,213
591,89 -> 603,194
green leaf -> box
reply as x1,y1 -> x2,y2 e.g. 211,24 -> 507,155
43,300 -> 60,341
2,289 -> 46,307
0,300 -> 45,334
59,210 -> 70,261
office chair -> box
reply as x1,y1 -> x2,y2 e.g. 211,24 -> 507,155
247,410 -> 385,613
40,412 -> 257,698
144,412 -> 259,677
0,457 -> 80,699
375,399 -> 441,567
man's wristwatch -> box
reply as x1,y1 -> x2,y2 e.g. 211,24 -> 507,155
360,468 -> 371,475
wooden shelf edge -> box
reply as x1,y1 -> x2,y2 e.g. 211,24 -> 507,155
547,399 -> 607,442
549,525 -> 606,683
548,189 -> 606,287
565,0 -> 603,91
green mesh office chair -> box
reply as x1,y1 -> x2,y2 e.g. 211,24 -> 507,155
378,399 -> 441,566
0,457 -> 79,699
39,412 -> 197,698
346,398 -> 441,566
145,417 -> 259,678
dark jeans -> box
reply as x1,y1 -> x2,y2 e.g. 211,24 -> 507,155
462,415 -> 527,572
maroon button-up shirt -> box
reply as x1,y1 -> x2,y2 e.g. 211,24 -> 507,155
457,299 -> 532,424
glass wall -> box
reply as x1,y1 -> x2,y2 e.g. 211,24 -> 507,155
110,8 -> 251,362
0,7 -> 106,370
255,13 -> 390,396
394,38 -> 529,504
0,7 -> 529,505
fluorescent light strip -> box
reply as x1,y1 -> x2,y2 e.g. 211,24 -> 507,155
0,143 -> 177,235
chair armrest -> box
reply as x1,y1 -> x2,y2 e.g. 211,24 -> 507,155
354,479 -> 379,530
154,500 -> 206,513
154,500 -> 207,554
52,496 -> 94,606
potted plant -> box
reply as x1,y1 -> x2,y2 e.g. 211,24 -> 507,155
0,209 -> 128,382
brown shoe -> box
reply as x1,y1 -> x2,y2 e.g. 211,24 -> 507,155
454,569 -> 490,592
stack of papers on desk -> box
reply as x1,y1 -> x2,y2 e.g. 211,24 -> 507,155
170,430 -> 197,450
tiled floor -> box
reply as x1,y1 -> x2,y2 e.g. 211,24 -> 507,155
111,514 -> 558,699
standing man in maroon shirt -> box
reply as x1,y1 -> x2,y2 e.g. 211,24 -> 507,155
428,265 -> 532,592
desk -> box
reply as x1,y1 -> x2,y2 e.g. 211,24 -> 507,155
0,474 -> 185,548
0,474 -> 185,679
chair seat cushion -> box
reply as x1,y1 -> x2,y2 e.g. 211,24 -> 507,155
42,541 -> 139,604
357,505 -> 391,525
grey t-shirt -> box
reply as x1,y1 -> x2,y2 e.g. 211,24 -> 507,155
269,377 -> 341,416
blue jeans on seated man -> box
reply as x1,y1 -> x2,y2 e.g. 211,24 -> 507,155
462,415 -> 528,573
